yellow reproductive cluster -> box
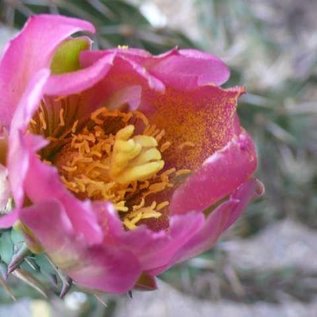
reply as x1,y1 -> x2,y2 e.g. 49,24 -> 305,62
54,107 -> 176,229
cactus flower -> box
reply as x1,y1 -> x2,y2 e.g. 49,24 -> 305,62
0,15 -> 263,293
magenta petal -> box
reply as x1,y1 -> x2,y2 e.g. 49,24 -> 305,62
0,14 -> 95,128
78,54 -> 165,114
80,48 -> 229,93
68,244 -> 141,293
170,131 -> 257,215
24,152 -> 103,245
80,49 -> 150,69
8,70 -> 50,207
7,69 -> 104,243
19,200 -> 141,293
148,48 -> 230,90
172,179 -> 264,264
81,51 -> 165,92
45,53 -> 116,96
128,212 -> 205,271
119,55 -> 165,92
96,203 -> 205,271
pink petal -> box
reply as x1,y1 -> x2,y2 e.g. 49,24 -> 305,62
19,200 -> 141,293
95,203 -> 205,271
118,55 -> 165,92
147,48 -> 230,90
78,54 -> 165,114
170,131 -> 257,215
45,53 -> 116,96
9,82 -> 103,244
8,70 -> 50,207
80,49 -> 150,68
126,212 -> 205,271
24,151 -> 103,245
80,47 -> 229,95
0,14 -> 95,128
151,179 -> 263,275
80,51 -> 165,93
172,179 -> 264,263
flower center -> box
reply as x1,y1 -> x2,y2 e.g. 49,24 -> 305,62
52,107 -> 184,229
29,99 -> 192,230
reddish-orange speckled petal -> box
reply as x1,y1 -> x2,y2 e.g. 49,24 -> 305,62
141,85 -> 246,171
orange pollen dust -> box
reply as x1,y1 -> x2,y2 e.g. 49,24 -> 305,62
41,106 -> 193,230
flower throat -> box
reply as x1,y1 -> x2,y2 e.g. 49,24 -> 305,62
53,107 -> 186,230
29,100 -> 191,230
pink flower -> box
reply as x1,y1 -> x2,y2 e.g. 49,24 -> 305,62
0,15 -> 263,293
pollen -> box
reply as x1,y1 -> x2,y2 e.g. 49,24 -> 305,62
53,108 -> 181,229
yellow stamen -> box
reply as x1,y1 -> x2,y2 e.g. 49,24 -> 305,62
178,141 -> 195,150
59,108 -> 65,127
175,169 -> 192,176
71,120 -> 79,133
160,141 -> 171,152
156,201 -> 169,211
39,112 -> 47,130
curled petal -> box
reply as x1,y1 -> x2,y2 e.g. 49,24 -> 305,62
124,212 -> 205,271
78,54 -> 165,114
8,70 -> 50,208
95,203 -> 205,272
80,47 -> 229,99
81,47 -> 229,89
79,48 -> 151,68
24,151 -> 103,245
170,131 -> 257,215
9,89 -> 103,244
151,179 -> 263,275
80,51 -> 165,93
172,179 -> 264,264
45,53 -> 116,96
148,48 -> 230,89
0,14 -> 95,128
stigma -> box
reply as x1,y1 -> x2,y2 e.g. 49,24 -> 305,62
110,125 -> 164,184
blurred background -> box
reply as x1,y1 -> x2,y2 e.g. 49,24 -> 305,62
0,0 -> 317,316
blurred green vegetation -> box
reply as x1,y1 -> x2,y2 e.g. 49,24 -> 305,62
0,0 -> 196,52
0,0 -> 316,312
